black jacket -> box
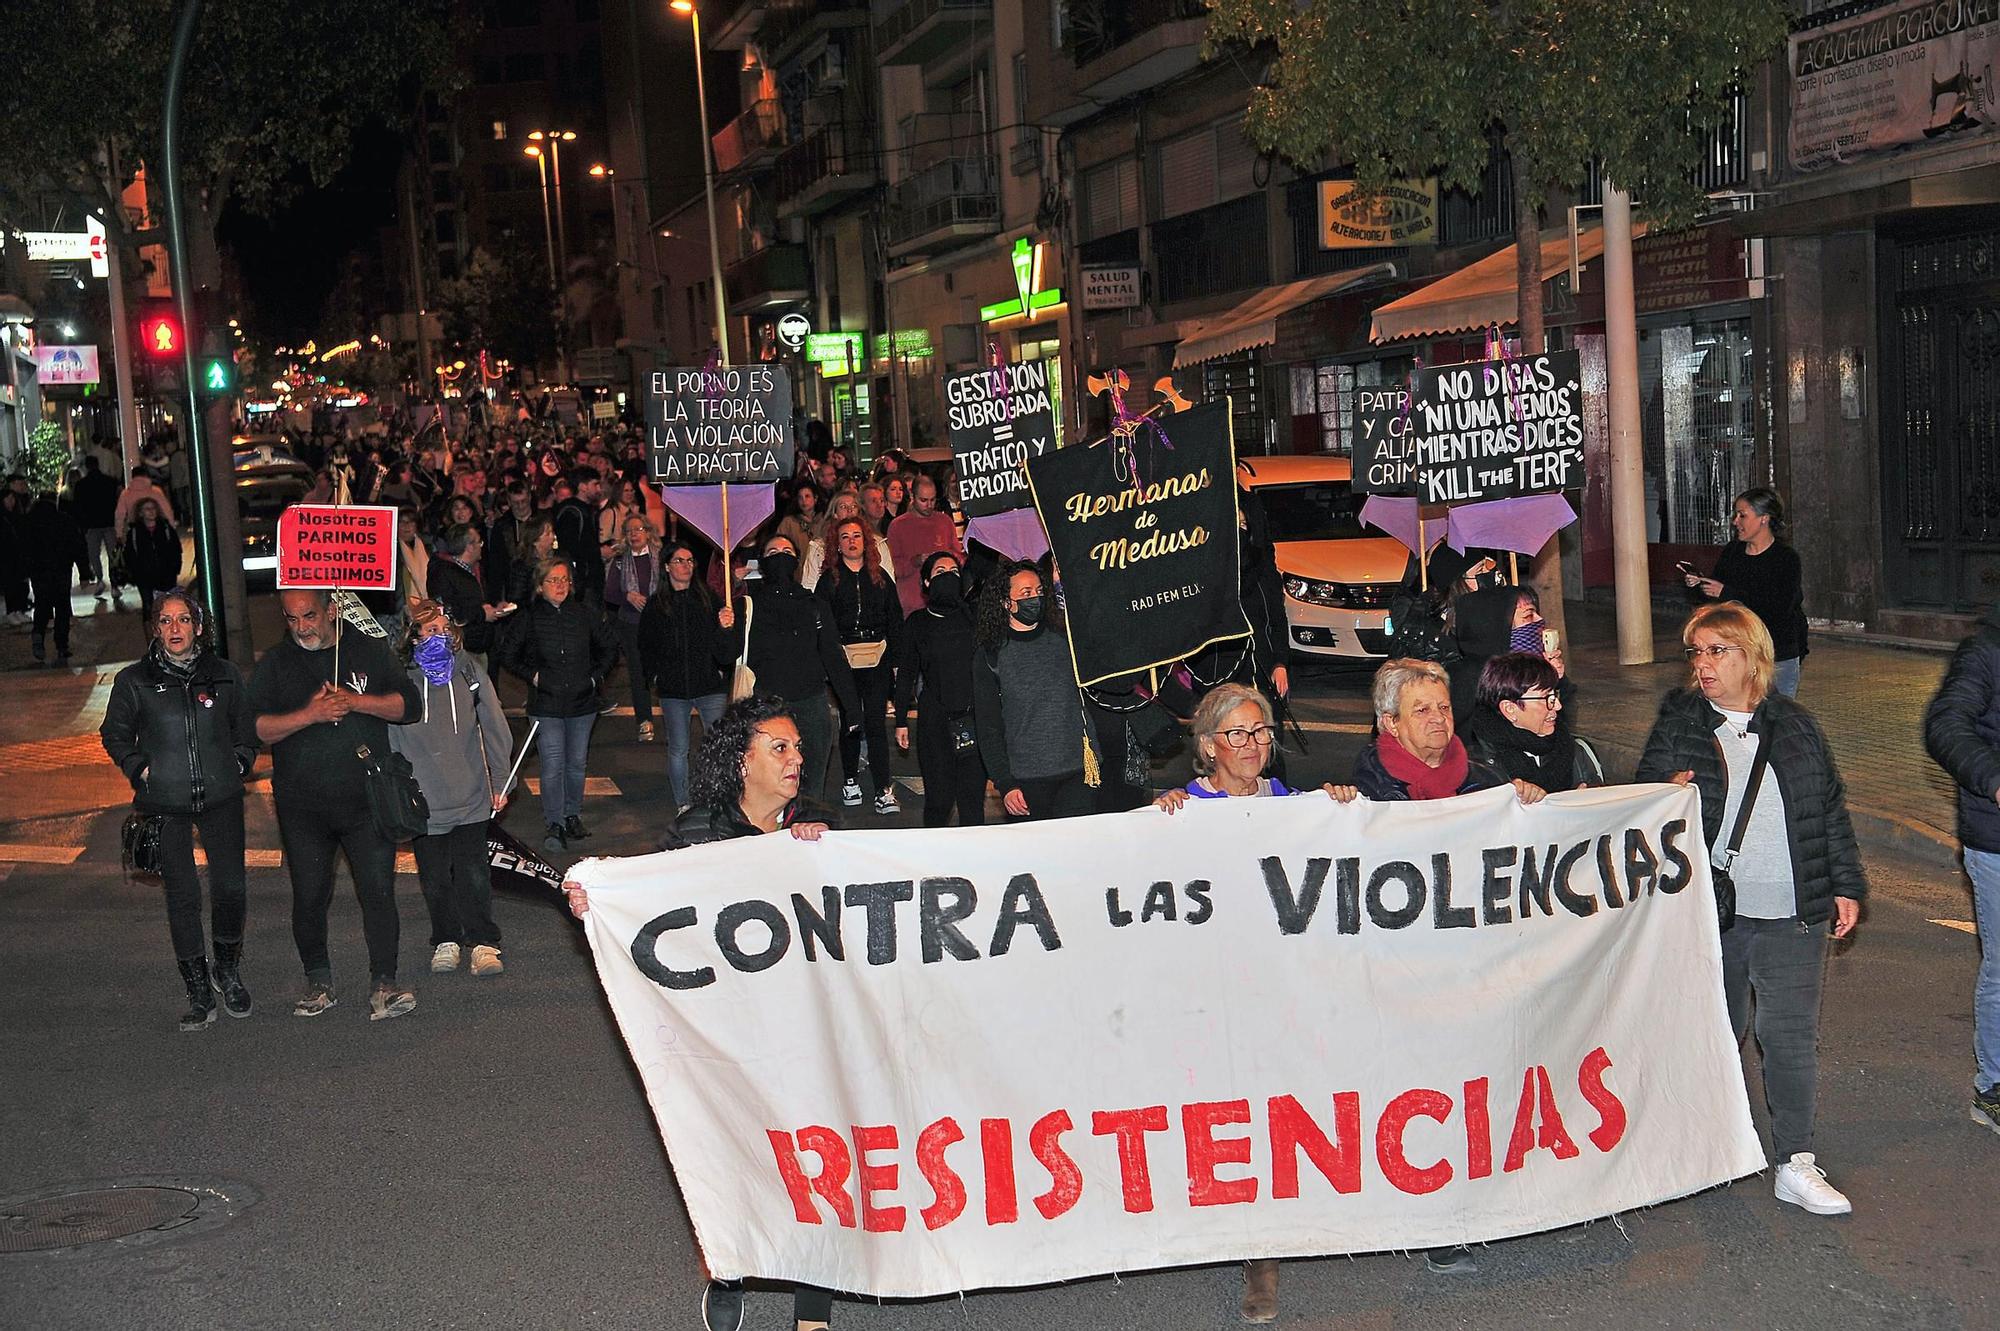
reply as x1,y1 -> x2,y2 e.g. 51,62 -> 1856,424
1925,616 -> 2000,851
734,582 -> 862,717
638,583 -> 731,700
497,596 -> 620,718
20,497 -> 87,580
1700,540 -> 1809,662
427,556 -> 495,655
814,560 -> 902,646
73,470 -> 121,528
121,518 -> 183,592
663,798 -> 835,849
100,649 -> 258,814
1352,737 -> 1509,801
1635,687 -> 1865,924
893,603 -> 978,727
552,497 -> 604,598
1462,707 -> 1604,793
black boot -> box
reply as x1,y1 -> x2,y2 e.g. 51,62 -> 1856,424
211,940 -> 253,1018
543,822 -> 567,853
564,814 -> 591,841
177,958 -> 217,1031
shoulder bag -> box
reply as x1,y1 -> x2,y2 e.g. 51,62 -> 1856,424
1710,734 -> 1772,934
356,741 -> 431,842
729,596 -> 757,703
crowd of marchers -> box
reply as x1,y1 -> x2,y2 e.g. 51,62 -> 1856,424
76,401 -> 2000,1330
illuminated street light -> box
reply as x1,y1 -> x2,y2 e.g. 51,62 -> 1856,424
671,0 -> 731,363
523,144 -> 559,287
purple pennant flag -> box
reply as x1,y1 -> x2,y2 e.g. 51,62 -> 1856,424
965,508 -> 1050,562
1444,494 -> 1578,555
1358,495 -> 1448,556
661,483 -> 778,553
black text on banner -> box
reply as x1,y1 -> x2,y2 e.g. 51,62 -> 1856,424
945,362 -> 1057,518
1025,400 -> 1249,685
1410,350 -> 1583,504
646,365 -> 797,485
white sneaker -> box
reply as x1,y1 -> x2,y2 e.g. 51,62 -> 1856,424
841,779 -> 863,806
872,788 -> 900,815
430,942 -> 462,973
1773,1152 -> 1851,1215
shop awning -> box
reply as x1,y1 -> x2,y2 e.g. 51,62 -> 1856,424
1174,263 -> 1398,368
1368,224 -> 1642,343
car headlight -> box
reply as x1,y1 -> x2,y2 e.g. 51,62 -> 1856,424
1284,575 -> 1349,608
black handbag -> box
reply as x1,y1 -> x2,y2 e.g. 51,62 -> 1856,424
356,742 -> 430,842
1711,735 -> 1772,934
121,811 -> 166,877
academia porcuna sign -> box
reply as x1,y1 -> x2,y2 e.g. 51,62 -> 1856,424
1789,0 -> 2000,171
1317,180 -> 1437,249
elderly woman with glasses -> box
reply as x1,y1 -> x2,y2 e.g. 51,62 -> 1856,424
1462,653 -> 1604,793
1152,680 -> 1352,1323
1636,600 -> 1864,1218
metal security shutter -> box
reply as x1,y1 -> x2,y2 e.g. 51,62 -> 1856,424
1214,118 -> 1257,205
1156,130 -> 1217,220
1083,160 -> 1140,241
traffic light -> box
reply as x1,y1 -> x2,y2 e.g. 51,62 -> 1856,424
198,354 -> 235,397
137,302 -> 183,360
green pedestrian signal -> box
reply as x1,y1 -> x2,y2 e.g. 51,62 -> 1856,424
200,357 -> 234,395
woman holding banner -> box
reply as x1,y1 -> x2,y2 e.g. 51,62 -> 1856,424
1636,601 -> 1863,1217
564,694 -> 831,1331
1463,654 -> 1603,793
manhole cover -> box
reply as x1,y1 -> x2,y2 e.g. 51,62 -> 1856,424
0,1186 -> 200,1253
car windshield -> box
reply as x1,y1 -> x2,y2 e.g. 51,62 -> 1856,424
1256,481 -> 1369,543
240,480 -> 309,520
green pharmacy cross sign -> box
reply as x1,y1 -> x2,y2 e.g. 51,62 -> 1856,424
981,237 -> 1063,323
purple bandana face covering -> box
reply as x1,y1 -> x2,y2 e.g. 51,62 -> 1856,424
1509,620 -> 1547,656
413,632 -> 456,686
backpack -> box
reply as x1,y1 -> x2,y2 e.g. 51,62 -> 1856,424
1386,587 -> 1459,664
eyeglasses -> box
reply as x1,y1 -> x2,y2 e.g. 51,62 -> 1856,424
1683,644 -> 1742,661
1516,692 -> 1561,706
1212,725 -> 1277,749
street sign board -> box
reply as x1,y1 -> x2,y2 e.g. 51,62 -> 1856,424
276,504 -> 399,590
33,345 -> 101,386
776,312 -> 811,350
1317,180 -> 1437,249
14,231 -> 104,264
645,364 -> 796,485
1080,266 -> 1141,310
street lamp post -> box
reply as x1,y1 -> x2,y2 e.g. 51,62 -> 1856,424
524,144 -> 558,287
671,0 -> 732,365
530,129 -> 577,280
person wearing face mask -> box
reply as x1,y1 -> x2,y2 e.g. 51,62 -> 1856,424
894,552 -> 986,825
638,541 -> 735,811
389,599 -> 514,978
100,591 -> 260,1030
730,536 -> 861,807
972,560 -> 1097,821
1446,583 -> 1571,736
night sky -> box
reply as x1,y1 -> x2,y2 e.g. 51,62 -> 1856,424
220,122 -> 404,346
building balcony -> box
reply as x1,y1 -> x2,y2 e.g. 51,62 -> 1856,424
876,0 -> 989,68
707,0 -> 763,51
711,98 -> 787,177
759,0 -> 869,65
1052,0 -> 1207,123
724,243 -> 810,315
888,155 -> 1000,255
775,125 -> 879,217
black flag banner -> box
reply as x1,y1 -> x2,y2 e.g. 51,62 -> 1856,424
1025,400 -> 1250,686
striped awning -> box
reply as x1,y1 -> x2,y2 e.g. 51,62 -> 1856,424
1173,263 -> 1398,368
1368,224 -> 1642,343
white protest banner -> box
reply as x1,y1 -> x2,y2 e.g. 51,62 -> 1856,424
571,783 -> 1763,1298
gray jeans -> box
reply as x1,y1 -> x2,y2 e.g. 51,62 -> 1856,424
1720,915 -> 1829,1160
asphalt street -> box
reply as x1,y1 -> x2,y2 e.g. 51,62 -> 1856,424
1,591 -> 1996,1330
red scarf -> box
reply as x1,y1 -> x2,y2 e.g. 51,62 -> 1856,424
1375,733 -> 1470,801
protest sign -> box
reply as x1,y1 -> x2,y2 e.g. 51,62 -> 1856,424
944,361 -> 1057,518
1409,350 -> 1583,505
646,364 -> 796,484
1351,385 -> 1416,496
1025,400 -> 1247,685
276,504 -> 398,590
572,783 -> 1764,1298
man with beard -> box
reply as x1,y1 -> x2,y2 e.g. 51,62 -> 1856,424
250,590 -> 423,1021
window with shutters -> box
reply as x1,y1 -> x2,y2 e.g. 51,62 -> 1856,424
1081,159 -> 1140,241
1154,117 -> 1255,221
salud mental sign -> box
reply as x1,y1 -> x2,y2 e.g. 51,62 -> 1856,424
276,504 -> 398,590
571,783 -> 1764,1297
646,365 -> 796,484
944,362 -> 1057,518
1026,400 -> 1248,685
1407,351 -> 1583,505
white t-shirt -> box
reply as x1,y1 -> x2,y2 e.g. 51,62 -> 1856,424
1712,706 -> 1796,920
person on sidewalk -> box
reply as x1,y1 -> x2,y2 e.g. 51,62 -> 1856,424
604,514 -> 662,742
390,598 -> 514,979
1922,608 -> 2000,1136
99,591 -> 259,1030
495,556 -> 619,853
71,455 -> 122,598
19,490 -> 86,667
636,540 -> 733,812
1685,487 -> 1809,697
112,464 -> 176,544
250,589 -> 424,1021
1636,601 -> 1865,1213
0,478 -> 28,626
565,694 -> 833,1331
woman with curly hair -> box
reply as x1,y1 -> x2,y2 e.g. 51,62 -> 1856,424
971,559 -> 1095,820
564,693 -> 831,1331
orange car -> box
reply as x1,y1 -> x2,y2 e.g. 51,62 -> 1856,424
1237,455 -> 1412,661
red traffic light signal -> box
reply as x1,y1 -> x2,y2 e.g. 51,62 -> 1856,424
138,304 -> 183,360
